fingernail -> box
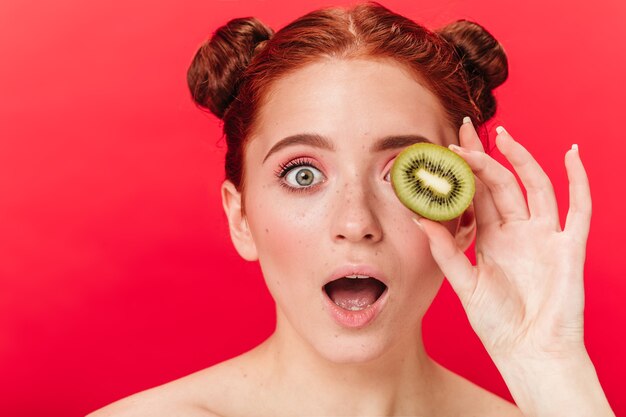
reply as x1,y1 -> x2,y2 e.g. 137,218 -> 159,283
571,143 -> 579,151
463,116 -> 472,125
496,125 -> 507,135
448,144 -> 468,154
412,217 -> 425,232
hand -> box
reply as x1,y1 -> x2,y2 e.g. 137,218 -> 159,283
416,120 -> 591,361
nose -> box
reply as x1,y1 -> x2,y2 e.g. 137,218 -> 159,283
330,177 -> 383,244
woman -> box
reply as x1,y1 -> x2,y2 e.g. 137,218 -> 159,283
89,2 -> 615,416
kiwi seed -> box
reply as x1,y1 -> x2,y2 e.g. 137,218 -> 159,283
390,143 -> 475,221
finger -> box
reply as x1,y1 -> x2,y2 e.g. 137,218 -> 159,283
458,117 -> 501,228
414,217 -> 477,302
449,145 -> 530,223
459,116 -> 486,152
564,145 -> 591,243
473,176 -> 501,228
495,126 -> 561,230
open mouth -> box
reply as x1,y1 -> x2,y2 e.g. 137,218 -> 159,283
323,275 -> 388,311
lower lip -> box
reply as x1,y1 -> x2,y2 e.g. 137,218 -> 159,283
322,286 -> 389,329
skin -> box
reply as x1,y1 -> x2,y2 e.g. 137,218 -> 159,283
230,57 -> 473,366
87,58 -> 614,417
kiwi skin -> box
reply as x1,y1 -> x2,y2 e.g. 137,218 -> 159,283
390,143 -> 475,221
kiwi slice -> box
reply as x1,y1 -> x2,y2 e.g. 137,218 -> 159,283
391,143 -> 475,221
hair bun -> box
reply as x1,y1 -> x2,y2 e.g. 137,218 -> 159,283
187,17 -> 274,119
436,19 -> 508,121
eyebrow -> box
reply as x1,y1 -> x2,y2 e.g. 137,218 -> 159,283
262,133 -> 433,163
371,134 -> 433,152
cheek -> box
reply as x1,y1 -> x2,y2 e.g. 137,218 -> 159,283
393,224 -> 443,320
383,194 -> 432,253
385,200 -> 445,302
250,199 -> 321,256
245,187 -> 326,294
393,216 -> 441,281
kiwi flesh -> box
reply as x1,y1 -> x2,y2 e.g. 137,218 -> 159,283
391,143 -> 475,221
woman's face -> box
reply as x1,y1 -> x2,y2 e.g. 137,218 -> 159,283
227,58 -> 471,363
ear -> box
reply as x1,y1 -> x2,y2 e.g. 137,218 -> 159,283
221,180 -> 258,261
454,202 -> 476,253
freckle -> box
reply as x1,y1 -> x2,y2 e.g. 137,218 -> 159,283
334,334 -> 338,338
265,228 -> 269,233
243,373 -> 248,378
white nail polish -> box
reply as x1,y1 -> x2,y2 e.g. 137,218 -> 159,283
449,144 -> 469,155
496,126 -> 506,135
572,144 -> 579,151
463,116 -> 472,124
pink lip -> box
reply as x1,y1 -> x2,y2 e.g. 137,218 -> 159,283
322,264 -> 390,329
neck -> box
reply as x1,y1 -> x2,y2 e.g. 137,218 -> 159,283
256,307 -> 442,416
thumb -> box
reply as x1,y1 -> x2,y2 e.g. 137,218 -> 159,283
413,217 -> 476,302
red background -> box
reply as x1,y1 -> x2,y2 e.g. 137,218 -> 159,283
1,0 -> 624,415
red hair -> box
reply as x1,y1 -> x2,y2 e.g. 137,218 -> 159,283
187,1 -> 507,208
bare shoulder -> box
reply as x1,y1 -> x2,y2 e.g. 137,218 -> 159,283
86,350 -> 261,417
433,362 -> 524,417
85,380 -> 223,417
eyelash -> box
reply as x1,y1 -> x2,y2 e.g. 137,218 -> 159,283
274,157 -> 395,194
275,157 -> 324,194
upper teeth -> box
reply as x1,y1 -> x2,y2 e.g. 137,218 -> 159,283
345,274 -> 370,279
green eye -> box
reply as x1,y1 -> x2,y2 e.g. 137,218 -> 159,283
295,168 -> 314,185
285,166 -> 323,188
